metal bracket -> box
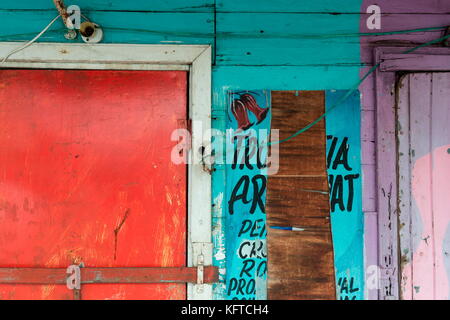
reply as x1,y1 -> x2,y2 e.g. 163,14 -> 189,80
191,242 -> 213,298
197,254 -> 204,285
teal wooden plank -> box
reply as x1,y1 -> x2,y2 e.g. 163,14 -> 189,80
211,87 -> 228,300
216,39 -> 362,66
0,0 -> 214,12
224,90 -> 270,300
216,0 -> 362,13
217,13 -> 360,36
326,90 -> 364,300
216,13 -> 360,66
0,10 -> 214,45
213,66 -> 361,90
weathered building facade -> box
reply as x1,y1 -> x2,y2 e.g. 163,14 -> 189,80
0,0 -> 449,300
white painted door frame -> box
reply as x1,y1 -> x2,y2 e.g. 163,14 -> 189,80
0,42 -> 213,300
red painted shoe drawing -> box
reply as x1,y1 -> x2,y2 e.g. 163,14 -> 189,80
230,93 -> 269,131
231,98 -> 253,131
240,93 -> 269,124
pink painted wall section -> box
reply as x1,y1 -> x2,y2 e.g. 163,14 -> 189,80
398,73 -> 450,300
359,0 -> 450,299
408,145 -> 450,299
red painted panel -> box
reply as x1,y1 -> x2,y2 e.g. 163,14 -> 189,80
0,70 -> 187,300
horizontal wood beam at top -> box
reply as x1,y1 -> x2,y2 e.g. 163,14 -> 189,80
216,13 -> 449,36
0,10 -> 214,45
216,0 -> 450,14
2,9 -> 449,15
212,66 -> 361,90
1,0 -> 449,14
0,11 -> 444,40
2,9 -> 450,15
216,12 -> 447,67
0,0 -> 215,12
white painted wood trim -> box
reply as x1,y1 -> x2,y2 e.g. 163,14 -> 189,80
0,42 -> 213,300
0,62 -> 189,71
187,46 -> 213,300
0,42 -> 208,66
396,74 -> 413,300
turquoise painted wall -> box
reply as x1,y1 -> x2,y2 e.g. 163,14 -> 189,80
224,90 -> 271,300
0,0 -> 365,300
326,90 -> 364,300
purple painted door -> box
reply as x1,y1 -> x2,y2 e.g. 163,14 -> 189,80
397,73 -> 450,300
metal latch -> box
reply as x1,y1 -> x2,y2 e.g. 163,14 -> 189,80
197,254 -> 204,285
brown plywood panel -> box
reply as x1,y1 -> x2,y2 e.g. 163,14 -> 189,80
270,91 -> 326,176
267,90 -> 335,300
266,176 -> 330,227
267,229 -> 335,300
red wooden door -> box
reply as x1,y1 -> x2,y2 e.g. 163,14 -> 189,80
0,70 -> 187,300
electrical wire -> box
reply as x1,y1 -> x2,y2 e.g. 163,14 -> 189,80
1,15 -> 60,64
0,29 -> 66,40
0,25 -> 445,41
226,29 -> 447,156
101,25 -> 446,39
0,20 -> 448,145
269,32 -> 450,146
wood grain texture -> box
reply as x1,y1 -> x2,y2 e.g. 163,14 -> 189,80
374,47 -> 400,300
360,0 -> 450,298
213,66 -> 361,90
0,10 -> 214,45
216,12 -> 448,66
267,91 -> 335,300
270,91 -> 326,176
216,13 -> 360,66
397,74 -> 413,300
0,1 -> 214,12
408,74 -> 432,300
0,70 -> 188,300
266,176 -> 330,228
398,73 -> 450,300
217,0 -> 450,13
267,229 -> 335,300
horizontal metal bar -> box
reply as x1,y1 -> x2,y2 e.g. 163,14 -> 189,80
0,267 -> 218,285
